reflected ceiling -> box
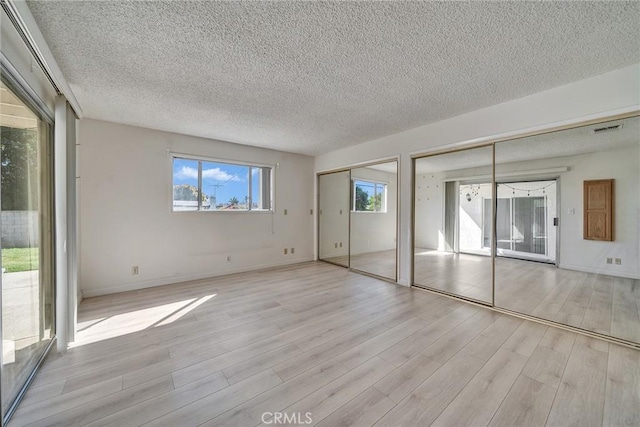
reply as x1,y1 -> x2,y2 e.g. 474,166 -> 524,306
416,116 -> 640,173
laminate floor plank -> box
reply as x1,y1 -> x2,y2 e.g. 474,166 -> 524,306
315,387 -> 395,427
373,353 -> 441,403
546,335 -> 609,427
430,348 -> 528,427
205,359 -> 349,427
603,344 -> 640,427
501,320 -> 548,357
488,375 -> 556,427
374,351 -> 486,427
26,375 -> 175,427
461,314 -> 523,362
85,371 -> 229,426
378,304 -> 479,367
274,356 -> 395,425
11,376 -> 123,426
521,345 -> 569,390
144,369 -> 282,426
421,309 -> 501,364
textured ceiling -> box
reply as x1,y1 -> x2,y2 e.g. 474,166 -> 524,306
415,116 -> 640,173
27,1 -> 640,155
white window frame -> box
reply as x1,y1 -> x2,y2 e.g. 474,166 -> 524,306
171,154 -> 274,213
352,179 -> 387,213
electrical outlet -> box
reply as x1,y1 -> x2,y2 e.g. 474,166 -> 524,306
132,266 -> 139,275
339,242 -> 343,248
335,243 -> 338,248
339,209 -> 343,215
606,257 -> 613,264
227,255 -> 231,262
615,258 -> 622,265
284,209 -> 288,215
291,247 -> 295,254
310,209 -> 313,215
284,248 -> 288,255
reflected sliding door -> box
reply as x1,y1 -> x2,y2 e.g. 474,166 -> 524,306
1,78 -> 55,418
413,146 -> 493,304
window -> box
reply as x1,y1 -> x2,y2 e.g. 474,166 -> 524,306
352,180 -> 386,212
172,157 -> 272,211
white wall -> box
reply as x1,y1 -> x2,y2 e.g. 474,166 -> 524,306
558,147 -> 638,278
315,64 -> 640,285
458,183 -> 492,254
350,167 -> 397,255
78,119 -> 314,297
414,171 -> 444,250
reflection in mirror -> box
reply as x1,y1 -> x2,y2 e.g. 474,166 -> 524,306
318,171 -> 350,267
350,161 -> 397,280
414,146 -> 493,304
495,116 -> 640,344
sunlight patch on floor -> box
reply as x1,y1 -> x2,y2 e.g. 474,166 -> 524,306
72,294 -> 217,346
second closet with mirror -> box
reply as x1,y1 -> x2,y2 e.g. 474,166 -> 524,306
413,115 -> 640,347
318,160 -> 398,282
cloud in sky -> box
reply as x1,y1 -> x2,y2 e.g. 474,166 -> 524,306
174,166 -> 242,182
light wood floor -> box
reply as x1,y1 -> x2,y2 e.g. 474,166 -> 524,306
10,262 -> 640,426
414,248 -> 640,344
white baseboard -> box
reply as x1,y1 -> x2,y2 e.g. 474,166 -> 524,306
559,263 -> 640,279
81,257 -> 315,297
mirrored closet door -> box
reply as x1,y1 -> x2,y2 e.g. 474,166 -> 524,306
412,114 -> 640,346
318,171 -> 350,267
318,160 -> 398,282
494,116 -> 640,344
350,161 -> 398,281
413,146 -> 494,304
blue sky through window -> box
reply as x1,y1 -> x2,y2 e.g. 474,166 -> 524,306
173,158 -> 254,208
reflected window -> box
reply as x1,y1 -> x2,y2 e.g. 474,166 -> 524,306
352,180 -> 386,212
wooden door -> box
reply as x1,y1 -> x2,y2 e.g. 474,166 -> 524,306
583,179 -> 614,241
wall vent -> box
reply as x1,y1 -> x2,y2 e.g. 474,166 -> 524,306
593,124 -> 622,134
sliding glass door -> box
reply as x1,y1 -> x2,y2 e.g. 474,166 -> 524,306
493,180 -> 557,263
1,78 -> 55,418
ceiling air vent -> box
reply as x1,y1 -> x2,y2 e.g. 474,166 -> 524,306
592,124 -> 623,134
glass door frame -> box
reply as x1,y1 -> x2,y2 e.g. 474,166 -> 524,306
494,178 -> 559,264
0,62 -> 57,425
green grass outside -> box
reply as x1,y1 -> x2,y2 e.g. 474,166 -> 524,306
2,247 -> 39,273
